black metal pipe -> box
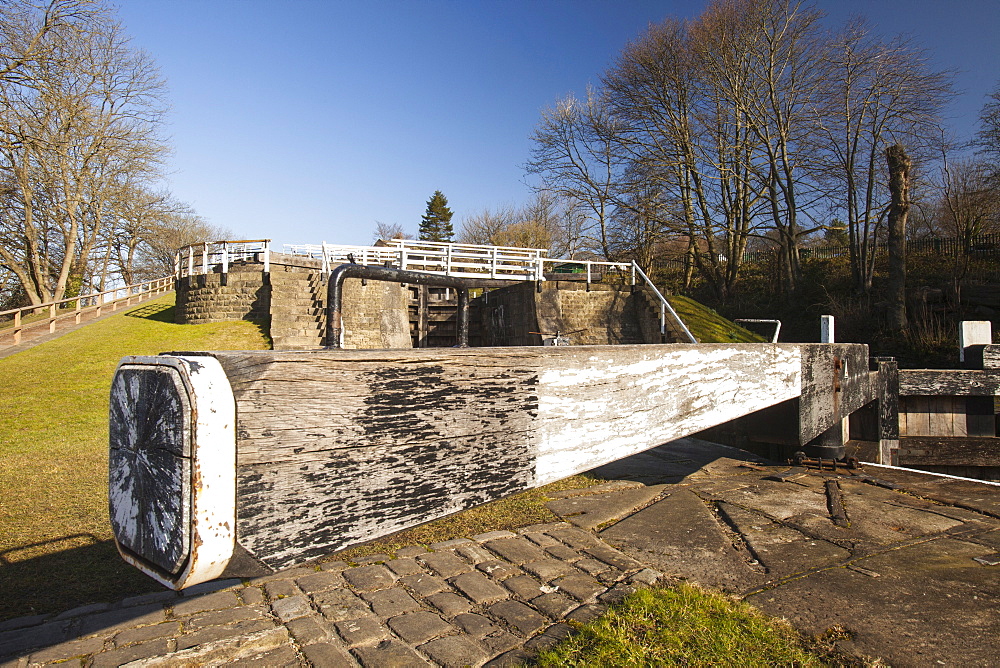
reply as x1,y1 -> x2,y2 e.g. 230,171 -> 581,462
325,264 -> 495,349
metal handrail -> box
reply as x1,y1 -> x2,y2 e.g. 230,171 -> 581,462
734,318 -> 782,343
631,263 -> 698,343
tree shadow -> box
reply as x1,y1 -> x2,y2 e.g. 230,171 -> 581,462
123,301 -> 175,323
0,536 -> 167,623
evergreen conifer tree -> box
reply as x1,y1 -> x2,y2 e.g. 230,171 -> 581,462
419,191 -> 454,242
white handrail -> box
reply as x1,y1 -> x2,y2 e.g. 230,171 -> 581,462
631,263 -> 697,343
175,239 -> 271,279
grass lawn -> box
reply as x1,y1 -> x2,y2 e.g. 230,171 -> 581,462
0,296 -> 272,620
668,295 -> 768,343
538,582 -> 829,667
0,294 -> 838,666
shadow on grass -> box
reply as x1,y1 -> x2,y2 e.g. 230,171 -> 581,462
0,537 -> 166,623
123,301 -> 175,323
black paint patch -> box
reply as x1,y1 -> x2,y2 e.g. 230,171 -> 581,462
109,366 -> 191,575
234,362 -> 541,570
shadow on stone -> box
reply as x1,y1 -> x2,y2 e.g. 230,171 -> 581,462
0,537 -> 165,623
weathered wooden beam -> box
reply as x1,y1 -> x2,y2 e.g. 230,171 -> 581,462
898,436 -> 1000,467
110,343 -> 874,589
899,369 -> 1000,396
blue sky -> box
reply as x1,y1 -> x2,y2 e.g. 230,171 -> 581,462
115,0 -> 1000,250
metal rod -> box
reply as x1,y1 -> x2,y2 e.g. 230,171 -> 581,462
734,318 -> 782,343
326,264 -> 496,349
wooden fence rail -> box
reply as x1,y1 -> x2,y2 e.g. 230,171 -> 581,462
0,276 -> 175,346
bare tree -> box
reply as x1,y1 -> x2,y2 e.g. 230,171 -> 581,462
526,87 -> 627,259
372,221 -> 409,242
457,204 -> 517,246
0,0 -> 100,85
811,18 -> 953,294
0,7 -> 168,304
885,143 -> 910,331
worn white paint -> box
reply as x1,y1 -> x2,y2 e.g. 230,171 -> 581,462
533,346 -> 802,485
959,321 -> 992,363
110,355 -> 237,590
821,315 -> 835,343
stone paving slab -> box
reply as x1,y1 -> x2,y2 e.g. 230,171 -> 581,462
5,436 -> 1000,666
0,521 -> 661,667
588,438 -> 1000,666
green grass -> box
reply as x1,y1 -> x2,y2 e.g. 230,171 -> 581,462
668,295 -> 769,343
0,295 -> 271,620
328,474 -> 604,565
537,582 -> 826,667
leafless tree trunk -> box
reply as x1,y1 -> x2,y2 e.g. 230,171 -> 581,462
886,143 -> 910,332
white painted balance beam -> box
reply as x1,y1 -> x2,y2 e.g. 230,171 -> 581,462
108,343 -> 871,589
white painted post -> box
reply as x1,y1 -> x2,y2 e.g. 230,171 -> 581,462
187,246 -> 194,277
631,262 -> 637,286
491,247 -> 498,279
821,315 -> 835,343
446,244 -> 453,276
263,242 -> 270,274
586,261 -> 592,286
221,242 -> 229,276
959,321 -> 992,363
202,244 -> 209,276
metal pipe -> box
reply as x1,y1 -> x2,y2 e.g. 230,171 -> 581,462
734,318 -> 782,343
326,264 -> 495,349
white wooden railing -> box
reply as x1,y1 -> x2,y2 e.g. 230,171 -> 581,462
0,275 -> 175,346
171,237 -> 695,344
282,239 -> 695,342
174,239 -> 271,279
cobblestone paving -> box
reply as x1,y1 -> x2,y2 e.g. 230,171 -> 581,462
0,523 -> 662,667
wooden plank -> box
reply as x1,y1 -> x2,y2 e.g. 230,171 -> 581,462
113,343 -> 888,586
211,345 -> 806,572
897,436 -> 1000,467
954,396 -> 969,437
928,396 -> 957,436
899,369 -> 1000,396
966,396 -> 996,437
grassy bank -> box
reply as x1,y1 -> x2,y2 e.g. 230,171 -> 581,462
0,296 -> 271,619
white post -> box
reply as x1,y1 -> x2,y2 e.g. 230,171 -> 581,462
586,261 -> 592,285
446,244 -> 453,276
187,246 -> 194,277
202,243 -> 209,275
222,242 -> 229,276
321,242 -> 329,276
821,315 -> 835,343
631,262 -> 636,286
959,321 -> 992,363
263,241 -> 270,274
491,247 -> 498,279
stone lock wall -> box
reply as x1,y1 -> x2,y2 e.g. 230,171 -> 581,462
340,278 -> 411,349
174,269 -> 271,325
174,255 -> 411,350
471,281 -> 661,346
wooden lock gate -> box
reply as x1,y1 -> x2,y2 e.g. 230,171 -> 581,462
108,343 -> 893,589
